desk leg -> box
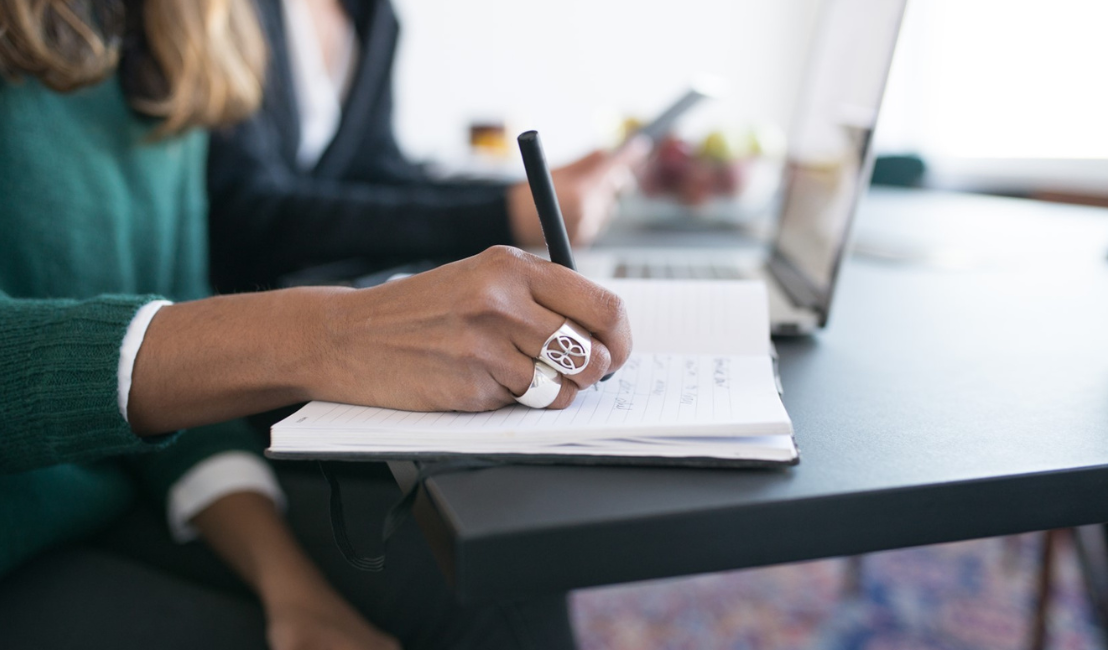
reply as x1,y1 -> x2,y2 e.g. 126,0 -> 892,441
1029,530 -> 1057,650
1071,525 -> 1108,644
1029,526 -> 1108,650
842,555 -> 864,596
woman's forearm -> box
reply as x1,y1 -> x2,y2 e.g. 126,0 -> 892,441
127,287 -> 343,435
192,491 -> 332,602
127,247 -> 631,436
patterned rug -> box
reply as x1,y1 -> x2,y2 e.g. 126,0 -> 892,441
571,532 -> 1104,650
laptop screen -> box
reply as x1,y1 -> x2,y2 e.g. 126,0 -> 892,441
773,0 -> 906,297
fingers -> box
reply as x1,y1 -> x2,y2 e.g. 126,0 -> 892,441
613,134 -> 654,168
503,300 -> 613,389
581,136 -> 653,179
509,356 -> 581,410
546,333 -> 612,390
602,136 -> 653,194
433,247 -> 632,412
563,149 -> 608,174
563,140 -> 649,191
520,258 -> 632,375
470,247 -> 631,373
483,338 -> 585,410
546,144 -> 651,248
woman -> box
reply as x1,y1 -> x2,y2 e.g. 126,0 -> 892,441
207,0 -> 648,293
0,2 -> 628,649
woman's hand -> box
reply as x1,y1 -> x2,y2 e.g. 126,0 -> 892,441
265,586 -> 400,650
507,136 -> 652,247
193,493 -> 400,650
312,245 -> 632,412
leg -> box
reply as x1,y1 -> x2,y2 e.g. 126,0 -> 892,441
91,499 -> 254,597
0,547 -> 267,650
274,461 -> 576,650
93,460 -> 575,650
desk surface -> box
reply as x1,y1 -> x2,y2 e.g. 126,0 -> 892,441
391,188 -> 1108,605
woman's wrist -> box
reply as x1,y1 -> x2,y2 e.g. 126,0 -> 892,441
128,286 -> 353,434
256,550 -> 337,610
193,492 -> 330,604
271,285 -> 353,404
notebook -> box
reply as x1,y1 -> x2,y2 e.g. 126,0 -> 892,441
268,280 -> 797,467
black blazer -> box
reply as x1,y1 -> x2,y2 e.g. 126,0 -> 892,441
207,0 -> 513,292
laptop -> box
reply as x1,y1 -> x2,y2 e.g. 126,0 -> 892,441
577,0 -> 908,335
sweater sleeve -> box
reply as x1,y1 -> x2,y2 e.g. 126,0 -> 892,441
207,114 -> 516,293
0,292 -> 178,474
122,418 -> 272,517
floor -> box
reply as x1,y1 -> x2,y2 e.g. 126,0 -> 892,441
571,533 -> 1104,650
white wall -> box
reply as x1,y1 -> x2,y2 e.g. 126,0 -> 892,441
875,0 -> 1109,160
391,0 -> 822,166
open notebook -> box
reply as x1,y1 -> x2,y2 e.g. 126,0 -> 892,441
269,280 -> 798,467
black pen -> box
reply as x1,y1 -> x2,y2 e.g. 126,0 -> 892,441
517,130 -> 614,382
516,130 -> 576,270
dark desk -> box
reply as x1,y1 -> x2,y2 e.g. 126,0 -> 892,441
390,188 -> 1107,605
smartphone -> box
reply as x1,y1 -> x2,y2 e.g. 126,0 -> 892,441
623,76 -> 726,147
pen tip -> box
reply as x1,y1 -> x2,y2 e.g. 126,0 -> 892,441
517,130 -> 539,143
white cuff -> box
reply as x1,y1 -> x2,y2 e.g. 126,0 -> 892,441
166,451 -> 288,543
117,299 -> 173,423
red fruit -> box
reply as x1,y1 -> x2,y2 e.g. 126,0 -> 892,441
654,136 -> 691,190
679,163 -> 717,206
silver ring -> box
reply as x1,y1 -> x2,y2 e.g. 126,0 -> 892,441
514,361 -> 563,409
538,320 -> 592,376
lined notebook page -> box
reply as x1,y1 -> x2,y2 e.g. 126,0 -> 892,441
274,353 -> 789,442
601,280 -> 770,356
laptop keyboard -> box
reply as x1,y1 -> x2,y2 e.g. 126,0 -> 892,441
612,262 -> 747,280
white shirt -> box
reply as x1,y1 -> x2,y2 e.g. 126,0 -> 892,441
118,302 -> 285,543
281,0 -> 359,169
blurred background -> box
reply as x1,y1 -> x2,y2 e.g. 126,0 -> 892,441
391,0 -> 1107,215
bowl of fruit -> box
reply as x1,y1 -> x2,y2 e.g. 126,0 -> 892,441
622,122 -> 783,226
641,131 -> 751,207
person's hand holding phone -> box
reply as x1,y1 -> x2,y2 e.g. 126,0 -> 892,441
506,135 -> 651,248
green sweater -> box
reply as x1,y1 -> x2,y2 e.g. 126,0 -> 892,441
0,76 -> 261,576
